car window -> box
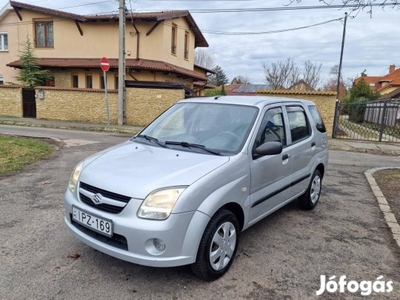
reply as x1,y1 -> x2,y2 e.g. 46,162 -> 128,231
254,107 -> 286,150
140,102 -> 258,154
286,106 -> 310,143
308,105 -> 326,133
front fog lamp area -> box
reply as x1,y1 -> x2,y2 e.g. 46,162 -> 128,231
138,187 -> 186,220
68,161 -> 83,193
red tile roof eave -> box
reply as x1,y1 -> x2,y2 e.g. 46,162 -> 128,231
6,58 -> 207,81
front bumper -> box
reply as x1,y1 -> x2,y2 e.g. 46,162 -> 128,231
64,189 -> 210,267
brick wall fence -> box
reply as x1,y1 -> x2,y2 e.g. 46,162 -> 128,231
0,86 -> 22,117
0,86 -> 185,126
257,90 -> 337,137
1,86 -> 336,135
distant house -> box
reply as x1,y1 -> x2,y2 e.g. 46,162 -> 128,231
354,65 -> 400,99
288,79 -> 314,91
0,1 -> 211,96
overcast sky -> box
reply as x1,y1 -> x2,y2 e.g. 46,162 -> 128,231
1,0 -> 399,86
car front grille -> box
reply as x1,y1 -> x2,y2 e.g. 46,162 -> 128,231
79,182 -> 132,214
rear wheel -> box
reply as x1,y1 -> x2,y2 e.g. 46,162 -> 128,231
191,209 -> 239,281
298,169 -> 322,210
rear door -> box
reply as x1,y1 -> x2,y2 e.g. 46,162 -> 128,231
248,106 -> 293,225
284,105 -> 315,199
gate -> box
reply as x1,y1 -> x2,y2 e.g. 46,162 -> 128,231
22,88 -> 36,118
332,99 -> 400,142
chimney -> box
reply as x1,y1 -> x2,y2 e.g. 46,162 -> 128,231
389,64 -> 396,73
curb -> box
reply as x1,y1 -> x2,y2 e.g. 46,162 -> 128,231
364,167 -> 400,249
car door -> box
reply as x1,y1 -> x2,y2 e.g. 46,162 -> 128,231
284,105 -> 315,199
248,106 -> 293,225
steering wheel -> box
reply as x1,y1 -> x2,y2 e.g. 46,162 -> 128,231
216,131 -> 240,143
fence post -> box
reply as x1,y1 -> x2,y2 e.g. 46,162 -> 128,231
378,100 -> 388,142
332,100 -> 341,138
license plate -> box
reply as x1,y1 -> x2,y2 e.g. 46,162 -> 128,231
72,206 -> 113,237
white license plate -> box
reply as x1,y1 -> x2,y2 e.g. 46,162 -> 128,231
72,206 -> 113,237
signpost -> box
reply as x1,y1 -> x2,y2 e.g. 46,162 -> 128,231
100,57 -> 110,130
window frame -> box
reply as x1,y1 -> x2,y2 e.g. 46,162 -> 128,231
286,105 -> 311,144
86,74 -> 93,89
171,23 -> 177,55
72,74 -> 79,88
184,31 -> 189,60
34,20 -> 54,48
0,32 -> 8,51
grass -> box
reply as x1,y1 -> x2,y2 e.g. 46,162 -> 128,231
373,169 -> 400,225
0,135 -> 54,176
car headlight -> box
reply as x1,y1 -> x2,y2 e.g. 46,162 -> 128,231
138,187 -> 186,220
68,161 -> 83,193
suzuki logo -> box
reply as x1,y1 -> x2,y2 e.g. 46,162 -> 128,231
92,193 -> 103,205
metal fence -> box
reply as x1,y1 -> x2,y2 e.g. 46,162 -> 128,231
332,99 -> 400,142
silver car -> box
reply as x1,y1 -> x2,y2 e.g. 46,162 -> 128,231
64,96 -> 328,281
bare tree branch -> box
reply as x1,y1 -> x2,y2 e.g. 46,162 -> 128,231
194,49 -> 215,69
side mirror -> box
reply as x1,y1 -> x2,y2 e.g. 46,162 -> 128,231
254,141 -> 282,157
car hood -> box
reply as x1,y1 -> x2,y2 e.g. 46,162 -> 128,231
79,141 -> 230,199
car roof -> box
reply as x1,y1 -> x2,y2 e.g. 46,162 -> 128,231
180,95 -> 316,109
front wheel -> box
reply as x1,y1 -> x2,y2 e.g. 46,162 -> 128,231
298,169 -> 322,210
191,209 -> 239,281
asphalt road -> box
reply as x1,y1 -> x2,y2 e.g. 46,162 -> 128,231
1,125 -> 400,300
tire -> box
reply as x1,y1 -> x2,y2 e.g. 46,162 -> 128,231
298,169 -> 322,210
191,209 -> 239,281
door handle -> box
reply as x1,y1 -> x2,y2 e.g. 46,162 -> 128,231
282,154 -> 291,160
311,142 -> 316,148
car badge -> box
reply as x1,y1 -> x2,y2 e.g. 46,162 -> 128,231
92,193 -> 103,205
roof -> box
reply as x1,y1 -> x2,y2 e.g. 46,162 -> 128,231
180,95 -> 316,108
10,1 -> 86,22
6,58 -> 208,81
258,89 -> 337,96
8,1 -> 208,48
354,66 -> 400,92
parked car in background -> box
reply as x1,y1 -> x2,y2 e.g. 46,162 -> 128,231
64,96 -> 329,281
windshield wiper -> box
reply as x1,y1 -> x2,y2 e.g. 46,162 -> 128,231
165,141 -> 222,156
135,135 -> 168,148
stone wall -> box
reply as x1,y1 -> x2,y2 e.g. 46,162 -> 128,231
258,90 -> 337,137
0,86 -> 22,117
125,88 -> 185,125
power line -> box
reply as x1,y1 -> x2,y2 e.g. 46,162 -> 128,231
202,17 -> 343,35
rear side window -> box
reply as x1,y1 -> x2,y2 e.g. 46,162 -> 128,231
287,106 -> 310,143
308,105 -> 326,133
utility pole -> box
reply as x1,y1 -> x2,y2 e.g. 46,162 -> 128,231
118,0 -> 126,125
336,12 -> 348,100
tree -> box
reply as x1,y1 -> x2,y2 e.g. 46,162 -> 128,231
231,75 -> 251,84
16,38 -> 50,88
303,60 -> 322,89
194,49 -> 215,69
209,65 -> 229,86
349,78 -> 380,102
287,0 -> 400,15
262,58 -> 321,89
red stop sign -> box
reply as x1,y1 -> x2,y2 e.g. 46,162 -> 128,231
100,57 -> 110,72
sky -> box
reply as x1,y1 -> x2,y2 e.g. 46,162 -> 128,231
1,0 -> 400,87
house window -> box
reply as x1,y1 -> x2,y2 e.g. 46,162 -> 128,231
86,75 -> 93,89
0,75 -> 4,85
115,75 -> 118,89
184,31 -> 189,60
171,23 -> 177,54
45,76 -> 55,87
72,75 -> 79,88
0,33 -> 8,51
35,21 -> 54,48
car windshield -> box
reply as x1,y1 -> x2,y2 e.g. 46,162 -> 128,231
137,102 -> 258,155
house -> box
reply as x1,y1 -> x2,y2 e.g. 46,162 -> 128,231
0,1 -> 211,96
288,79 -> 314,91
354,65 -> 400,99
